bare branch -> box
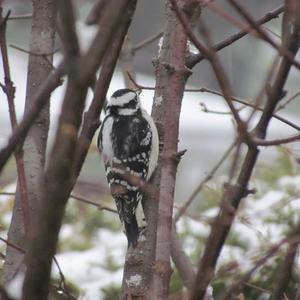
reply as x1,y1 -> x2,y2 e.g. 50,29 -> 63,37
150,1 -> 201,298
70,194 -> 118,214
253,133 -> 300,147
174,140 -> 236,222
8,14 -> 32,21
170,0 -> 251,146
190,2 -> 300,298
220,234 -> 300,300
22,1 -> 137,298
85,0 -> 108,25
10,44 -> 59,57
171,225 -> 195,289
120,36 -> 136,89
186,5 -> 284,68
0,61 -> 65,174
228,0 -> 300,70
270,242 -> 299,300
132,31 -> 163,52
0,237 -> 77,300
0,6 -> 31,235
73,3 -> 135,182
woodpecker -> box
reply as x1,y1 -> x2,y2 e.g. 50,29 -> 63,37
98,89 -> 159,247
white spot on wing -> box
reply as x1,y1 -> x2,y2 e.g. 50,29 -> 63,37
141,109 -> 159,180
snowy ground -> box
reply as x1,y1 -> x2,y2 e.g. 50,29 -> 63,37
0,170 -> 288,299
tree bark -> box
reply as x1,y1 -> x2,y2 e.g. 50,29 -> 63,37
3,0 -> 57,285
21,1 -> 137,299
190,1 -> 300,298
150,1 -> 200,299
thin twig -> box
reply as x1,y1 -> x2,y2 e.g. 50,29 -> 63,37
0,191 -> 117,214
219,234 -> 300,300
0,61 -> 65,174
191,1 -> 300,298
169,0 -> 251,146
8,14 -> 32,21
127,73 -> 300,132
132,31 -> 163,52
0,237 -> 77,300
199,87 -> 300,132
186,5 -> 284,68
253,133 -> 300,147
0,7 -> 31,235
200,102 -> 245,115
53,257 -> 76,300
174,140 -> 236,222
70,194 -> 117,214
10,44 -> 59,57
228,0 -> 300,70
276,91 -> 300,112
244,282 -> 271,294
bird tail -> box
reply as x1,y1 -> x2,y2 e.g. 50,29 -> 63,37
124,216 -> 139,248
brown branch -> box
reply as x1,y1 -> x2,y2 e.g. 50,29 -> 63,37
207,1 -> 255,35
0,237 -> 76,300
4,0 -> 58,285
186,5 -> 284,68
70,194 -> 118,214
151,1 -> 201,298
244,282 -> 270,295
228,0 -> 300,71
270,234 -> 300,299
85,0 -> 108,25
120,35 -> 136,89
198,88 -> 300,132
132,31 -> 163,52
0,7 -> 31,235
0,191 -> 117,214
22,1 -> 137,299
127,73 -> 300,131
174,140 -> 236,222
72,3 -> 135,183
190,2 -> 300,299
0,61 -> 65,174
170,0 -> 251,147
8,14 -> 32,21
276,91 -> 300,112
200,102 -> 245,115
0,237 -> 25,254
57,0 -> 79,59
10,44 -> 59,57
220,234 -> 300,300
171,225 -> 195,290
52,257 -> 76,300
253,133 -> 300,147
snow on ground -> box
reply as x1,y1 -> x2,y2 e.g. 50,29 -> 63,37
42,171 -> 300,300
53,229 -> 126,299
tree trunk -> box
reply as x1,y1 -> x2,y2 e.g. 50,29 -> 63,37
151,1 -> 200,298
3,0 -> 57,284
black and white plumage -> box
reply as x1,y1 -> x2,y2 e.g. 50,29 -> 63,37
98,89 -> 159,247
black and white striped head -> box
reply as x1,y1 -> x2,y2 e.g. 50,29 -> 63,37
106,89 -> 141,116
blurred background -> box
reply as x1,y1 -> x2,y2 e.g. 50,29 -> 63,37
2,0 -> 299,201
1,1 -> 300,299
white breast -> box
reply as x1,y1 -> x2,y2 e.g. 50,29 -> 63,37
141,109 -> 159,180
100,116 -> 114,163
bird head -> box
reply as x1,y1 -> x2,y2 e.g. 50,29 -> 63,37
106,88 -> 141,116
